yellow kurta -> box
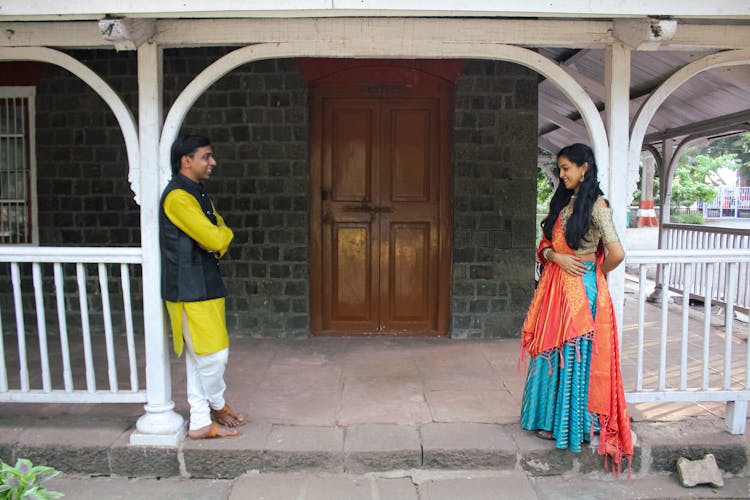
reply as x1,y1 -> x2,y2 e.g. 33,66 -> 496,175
163,189 -> 234,356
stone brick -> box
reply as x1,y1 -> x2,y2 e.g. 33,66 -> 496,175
421,423 -> 516,469
344,425 -> 421,473
263,425 -> 343,472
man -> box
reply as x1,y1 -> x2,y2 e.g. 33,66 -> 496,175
160,134 -> 246,439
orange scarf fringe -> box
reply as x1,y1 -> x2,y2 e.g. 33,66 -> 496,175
521,219 -> 633,473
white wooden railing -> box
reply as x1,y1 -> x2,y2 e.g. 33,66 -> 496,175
0,247 -> 146,403
624,248 -> 750,434
663,223 -> 750,312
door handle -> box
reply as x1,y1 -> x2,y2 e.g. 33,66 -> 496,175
341,205 -> 394,213
342,204 -> 374,212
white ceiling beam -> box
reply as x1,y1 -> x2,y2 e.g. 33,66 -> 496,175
643,110 -> 750,144
1,18 -> 747,51
152,18 -> 617,49
539,108 -> 589,137
563,64 -> 606,100
0,18 -> 614,49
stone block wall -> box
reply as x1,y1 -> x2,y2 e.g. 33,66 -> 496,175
451,60 -> 538,338
10,50 -> 538,339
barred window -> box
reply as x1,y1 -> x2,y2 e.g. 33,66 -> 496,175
0,87 -> 36,244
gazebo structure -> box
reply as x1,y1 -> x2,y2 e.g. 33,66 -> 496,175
0,2 -> 748,444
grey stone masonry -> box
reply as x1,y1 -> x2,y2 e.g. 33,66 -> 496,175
451,60 -> 538,338
25,51 -> 541,339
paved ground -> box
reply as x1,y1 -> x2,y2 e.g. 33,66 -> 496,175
3,223 -> 750,499
45,470 -> 750,499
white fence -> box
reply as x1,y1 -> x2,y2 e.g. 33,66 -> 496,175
663,223 -> 750,313
624,248 -> 750,434
701,186 -> 750,219
0,247 -> 146,403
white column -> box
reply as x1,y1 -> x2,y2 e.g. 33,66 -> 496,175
604,41 -> 631,340
130,41 -> 185,446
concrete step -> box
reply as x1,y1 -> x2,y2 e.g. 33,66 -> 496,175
2,415 -> 748,480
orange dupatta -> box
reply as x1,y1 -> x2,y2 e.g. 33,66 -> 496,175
522,218 -> 633,472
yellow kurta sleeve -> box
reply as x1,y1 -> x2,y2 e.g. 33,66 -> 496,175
163,189 -> 234,257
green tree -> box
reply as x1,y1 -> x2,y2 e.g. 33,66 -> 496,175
703,132 -> 750,186
536,167 -> 555,212
671,149 -> 738,208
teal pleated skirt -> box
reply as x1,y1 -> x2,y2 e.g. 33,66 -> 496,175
520,262 -> 599,452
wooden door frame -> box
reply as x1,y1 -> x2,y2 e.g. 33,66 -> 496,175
304,59 -> 462,336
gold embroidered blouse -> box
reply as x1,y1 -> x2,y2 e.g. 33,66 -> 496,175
559,196 -> 620,255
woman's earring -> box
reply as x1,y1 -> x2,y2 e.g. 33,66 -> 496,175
581,172 -> 585,182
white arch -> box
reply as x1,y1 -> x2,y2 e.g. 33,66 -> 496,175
628,49 -> 750,185
0,47 -> 141,204
160,41 -> 608,189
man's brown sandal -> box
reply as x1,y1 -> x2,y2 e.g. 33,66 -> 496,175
188,421 -> 239,439
211,404 -> 247,428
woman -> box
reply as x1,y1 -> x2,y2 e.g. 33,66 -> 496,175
520,143 -> 633,472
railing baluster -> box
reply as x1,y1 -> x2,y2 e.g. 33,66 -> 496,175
53,263 -> 74,392
98,263 -> 118,392
724,263 -> 738,390
76,263 -> 96,392
680,263 -> 693,391
636,264 -> 646,391
11,263 -> 29,391
0,296 -> 7,392
32,263 -> 51,392
659,263 -> 670,392
121,264 -> 139,391
703,263 -> 714,390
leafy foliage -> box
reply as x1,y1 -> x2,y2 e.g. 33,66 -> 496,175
671,213 -> 704,224
670,149 -> 738,208
0,459 -> 63,500
702,132 -> 750,185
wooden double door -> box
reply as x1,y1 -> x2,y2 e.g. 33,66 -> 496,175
309,72 -> 453,336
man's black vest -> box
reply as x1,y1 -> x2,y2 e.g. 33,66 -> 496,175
159,174 -> 227,302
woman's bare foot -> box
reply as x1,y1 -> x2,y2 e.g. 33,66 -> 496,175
188,421 -> 239,439
537,430 -> 554,440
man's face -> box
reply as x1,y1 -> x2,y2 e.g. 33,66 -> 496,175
181,145 -> 216,182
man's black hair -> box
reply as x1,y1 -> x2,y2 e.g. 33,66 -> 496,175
170,134 -> 211,175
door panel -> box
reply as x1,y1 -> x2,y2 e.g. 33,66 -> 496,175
322,100 -> 380,332
310,75 -> 452,336
390,107 -> 431,202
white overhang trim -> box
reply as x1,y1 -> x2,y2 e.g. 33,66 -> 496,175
2,0 -> 749,20
159,40 -> 608,189
0,47 -> 141,204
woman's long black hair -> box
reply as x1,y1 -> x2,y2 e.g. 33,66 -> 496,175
540,143 -> 603,250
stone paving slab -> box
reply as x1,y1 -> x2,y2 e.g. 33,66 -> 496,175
48,475 -> 232,500
530,474 -> 749,499
343,424 -> 421,472
49,470 -> 750,499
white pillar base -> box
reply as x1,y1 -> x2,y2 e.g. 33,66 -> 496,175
130,403 -> 186,446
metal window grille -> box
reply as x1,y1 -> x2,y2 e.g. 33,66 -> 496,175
0,87 -> 35,245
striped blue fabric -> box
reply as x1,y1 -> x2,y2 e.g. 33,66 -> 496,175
520,262 -> 599,452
